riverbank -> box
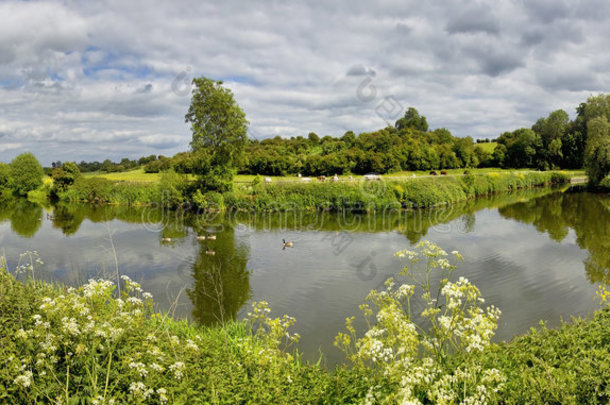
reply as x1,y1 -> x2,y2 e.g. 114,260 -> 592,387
1,255 -> 607,403
58,170 -> 572,210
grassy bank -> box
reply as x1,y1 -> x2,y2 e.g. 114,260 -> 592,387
58,170 -> 572,210
1,245 -> 608,404
226,171 -> 571,211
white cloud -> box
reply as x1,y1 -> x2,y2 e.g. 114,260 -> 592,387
1,0 -> 609,164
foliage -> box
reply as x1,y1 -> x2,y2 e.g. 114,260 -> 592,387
584,116 -> 610,187
143,157 -> 171,173
9,153 -> 44,196
0,162 -> 10,191
185,77 -> 248,192
157,170 -> 188,208
227,171 -> 569,211
0,263 -> 330,404
51,161 -> 81,195
474,308 -> 610,404
335,241 -> 504,404
59,177 -> 160,205
395,107 -> 429,132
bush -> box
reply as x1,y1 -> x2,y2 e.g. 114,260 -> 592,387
158,170 -> 188,208
59,177 -> 160,205
9,153 -> 44,196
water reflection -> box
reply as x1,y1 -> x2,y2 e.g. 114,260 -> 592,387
187,225 -> 251,325
499,191 -> 610,284
1,185 -> 608,351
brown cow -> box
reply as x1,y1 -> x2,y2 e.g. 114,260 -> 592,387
429,171 -> 438,176
317,175 -> 326,181
440,170 -> 447,175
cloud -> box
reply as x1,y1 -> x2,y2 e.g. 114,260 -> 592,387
0,0 -> 609,164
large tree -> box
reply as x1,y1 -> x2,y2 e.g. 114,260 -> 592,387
9,153 -> 44,196
532,109 -> 569,169
395,107 -> 429,132
584,116 -> 610,186
185,77 -> 248,191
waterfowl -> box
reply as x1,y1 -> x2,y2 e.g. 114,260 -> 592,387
282,239 -> 293,249
197,235 -> 206,241
207,234 -> 217,240
205,247 -> 216,255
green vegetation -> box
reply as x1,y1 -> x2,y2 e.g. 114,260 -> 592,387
8,153 -> 44,196
585,115 -> 610,187
186,77 -> 249,192
226,171 -> 570,211
1,243 -> 607,404
475,306 -> 610,404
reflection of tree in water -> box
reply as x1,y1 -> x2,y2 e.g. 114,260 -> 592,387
499,191 -> 610,285
0,199 -> 43,237
187,224 -> 251,326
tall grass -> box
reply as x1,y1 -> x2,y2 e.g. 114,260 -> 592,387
228,171 -> 571,211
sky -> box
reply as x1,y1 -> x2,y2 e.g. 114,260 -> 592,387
1,0 -> 609,164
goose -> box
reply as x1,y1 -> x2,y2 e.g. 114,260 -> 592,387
196,235 -> 206,241
207,234 -> 217,241
162,237 -> 172,242
205,247 -> 216,256
282,239 -> 294,249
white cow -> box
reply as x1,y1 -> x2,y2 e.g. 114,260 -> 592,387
264,177 -> 272,183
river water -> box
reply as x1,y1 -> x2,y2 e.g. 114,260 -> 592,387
1,187 -> 608,365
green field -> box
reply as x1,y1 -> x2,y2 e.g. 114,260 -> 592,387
81,167 -> 585,185
476,141 -> 498,153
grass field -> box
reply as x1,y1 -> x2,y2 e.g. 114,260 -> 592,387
82,167 -> 585,185
476,141 -> 498,153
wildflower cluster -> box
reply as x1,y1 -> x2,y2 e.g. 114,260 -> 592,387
3,273 -> 202,404
335,241 -> 505,404
246,301 -> 301,366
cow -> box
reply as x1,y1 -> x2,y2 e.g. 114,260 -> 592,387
440,170 -> 447,175
429,171 -> 438,176
264,177 -> 272,183
317,175 -> 326,181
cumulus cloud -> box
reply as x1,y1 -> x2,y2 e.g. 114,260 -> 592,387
0,0 -> 609,164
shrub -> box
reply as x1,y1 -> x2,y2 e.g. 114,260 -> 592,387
158,170 -> 188,208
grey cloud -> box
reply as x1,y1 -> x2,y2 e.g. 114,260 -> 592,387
446,4 -> 500,35
346,65 -> 376,77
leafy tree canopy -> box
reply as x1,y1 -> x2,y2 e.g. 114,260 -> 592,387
9,152 -> 44,196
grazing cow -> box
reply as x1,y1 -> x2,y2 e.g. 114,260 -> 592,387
364,173 -> 381,181
430,171 -> 438,176
332,174 -> 339,181
317,175 -> 326,181
440,170 -> 447,175
264,177 -> 272,183
301,177 -> 312,182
